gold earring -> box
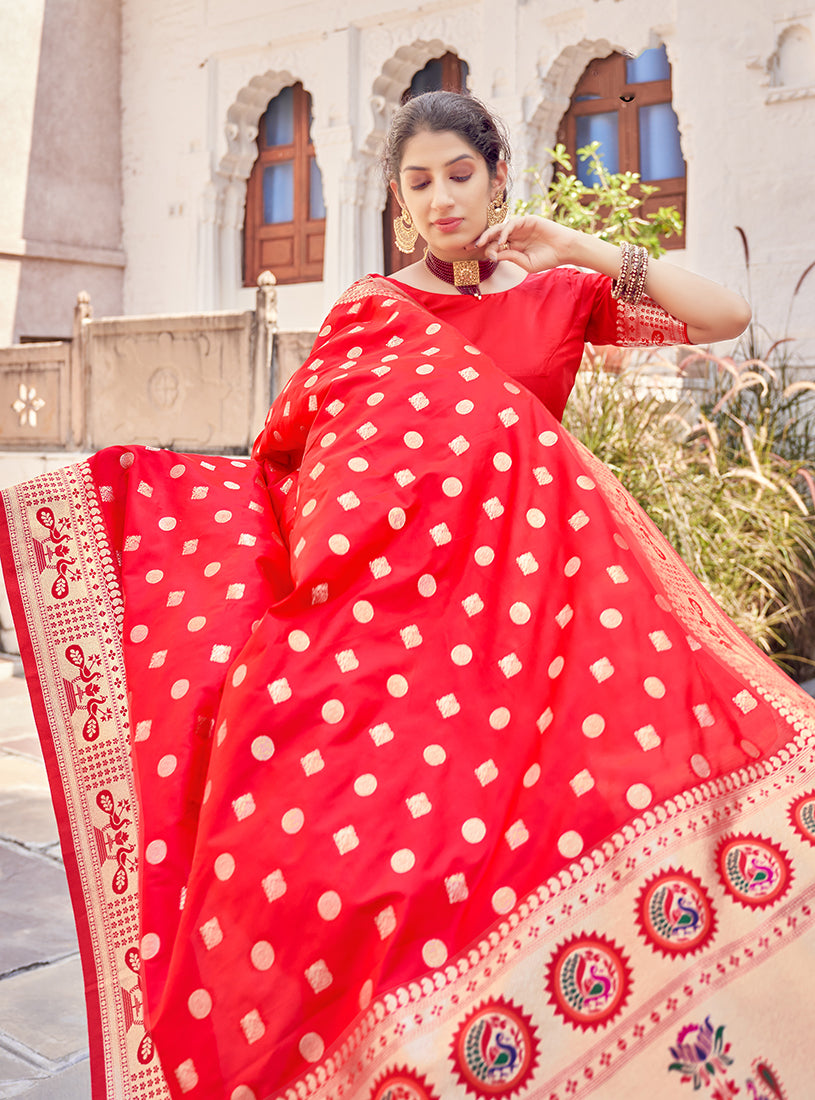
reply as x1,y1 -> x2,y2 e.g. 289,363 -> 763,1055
393,207 -> 418,253
487,193 -> 508,226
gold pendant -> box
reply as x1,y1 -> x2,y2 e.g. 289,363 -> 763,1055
451,260 -> 480,287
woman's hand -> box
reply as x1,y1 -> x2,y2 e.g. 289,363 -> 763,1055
475,216 -> 752,343
472,216 -> 580,272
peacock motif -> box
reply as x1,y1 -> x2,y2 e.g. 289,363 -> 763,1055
788,791 -> 815,847
545,933 -> 632,1031
637,869 -> 716,956
368,1066 -> 439,1100
716,835 -> 792,910
450,999 -> 538,1097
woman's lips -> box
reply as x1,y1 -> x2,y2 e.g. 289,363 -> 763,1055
434,218 -> 463,232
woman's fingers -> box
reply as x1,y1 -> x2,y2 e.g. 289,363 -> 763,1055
474,226 -> 505,252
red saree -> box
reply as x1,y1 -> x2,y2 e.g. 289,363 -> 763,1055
2,276 -> 814,1100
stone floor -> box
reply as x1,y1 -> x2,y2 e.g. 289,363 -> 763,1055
0,657 -> 91,1098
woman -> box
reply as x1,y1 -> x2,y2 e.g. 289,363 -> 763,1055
2,91 -> 813,1100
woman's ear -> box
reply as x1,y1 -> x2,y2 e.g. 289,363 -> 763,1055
492,159 -> 509,200
389,178 -> 403,206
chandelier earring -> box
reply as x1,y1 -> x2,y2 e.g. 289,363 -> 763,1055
393,206 -> 419,253
487,191 -> 508,227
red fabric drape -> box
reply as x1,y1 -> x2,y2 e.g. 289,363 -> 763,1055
2,277 -> 815,1100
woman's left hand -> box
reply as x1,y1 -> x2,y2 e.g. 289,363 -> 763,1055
472,215 -> 578,272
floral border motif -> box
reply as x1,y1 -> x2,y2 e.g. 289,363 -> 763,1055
668,1016 -> 735,1090
749,1058 -> 788,1100
668,1018 -> 789,1100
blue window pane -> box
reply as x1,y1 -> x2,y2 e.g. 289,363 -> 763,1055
411,59 -> 443,95
574,94 -> 601,102
639,102 -> 685,180
575,112 -> 619,182
408,56 -> 468,95
626,44 -> 671,84
262,162 -> 294,223
265,86 -> 294,147
309,158 -> 326,220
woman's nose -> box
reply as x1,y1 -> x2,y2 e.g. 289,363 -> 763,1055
430,182 -> 454,210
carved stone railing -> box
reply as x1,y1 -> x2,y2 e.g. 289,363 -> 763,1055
0,272 -> 317,454
0,271 -> 325,655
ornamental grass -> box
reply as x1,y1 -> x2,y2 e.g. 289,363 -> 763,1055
564,348 -> 815,678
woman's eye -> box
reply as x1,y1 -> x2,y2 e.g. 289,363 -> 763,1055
452,175 -> 472,183
409,181 -> 429,190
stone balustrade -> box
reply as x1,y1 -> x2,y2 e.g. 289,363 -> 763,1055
0,272 -> 319,654
0,272 -> 292,454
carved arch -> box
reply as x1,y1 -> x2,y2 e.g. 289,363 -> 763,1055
363,38 -> 465,173
525,39 -> 618,170
524,36 -> 685,189
201,69 -> 317,306
219,70 -> 299,199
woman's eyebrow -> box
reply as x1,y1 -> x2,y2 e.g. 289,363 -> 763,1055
401,154 -> 476,172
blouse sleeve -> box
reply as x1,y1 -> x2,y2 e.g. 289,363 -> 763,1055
582,272 -> 690,348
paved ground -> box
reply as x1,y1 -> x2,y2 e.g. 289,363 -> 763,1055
0,657 -> 91,1099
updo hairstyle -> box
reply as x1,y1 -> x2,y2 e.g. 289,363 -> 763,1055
382,90 -> 512,191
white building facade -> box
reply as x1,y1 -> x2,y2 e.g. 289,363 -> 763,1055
122,0 -> 815,345
2,0 -> 814,348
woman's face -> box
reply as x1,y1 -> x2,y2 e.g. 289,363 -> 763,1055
391,129 -> 507,262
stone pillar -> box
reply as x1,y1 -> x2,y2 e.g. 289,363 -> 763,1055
313,126 -> 359,306
197,181 -> 220,312
253,270 -> 278,429
71,290 -> 92,447
361,157 -> 386,278
221,178 -> 249,310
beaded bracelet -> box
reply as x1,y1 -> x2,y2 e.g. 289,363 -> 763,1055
612,241 -> 649,305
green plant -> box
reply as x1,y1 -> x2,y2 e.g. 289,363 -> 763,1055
564,351 -> 815,676
694,229 -> 815,473
514,142 -> 683,257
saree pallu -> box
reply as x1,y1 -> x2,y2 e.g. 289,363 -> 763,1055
2,276 -> 815,1100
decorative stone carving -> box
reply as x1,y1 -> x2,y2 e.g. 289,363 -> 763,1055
0,344 -> 71,448
770,22 -> 815,88
766,84 -> 815,102
12,383 -> 46,427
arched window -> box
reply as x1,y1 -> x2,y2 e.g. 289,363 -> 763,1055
557,45 -> 686,249
243,82 -> 326,286
383,52 -> 469,275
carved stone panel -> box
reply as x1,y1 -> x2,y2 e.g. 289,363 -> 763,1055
0,344 -> 70,448
86,312 -> 256,451
275,331 -> 317,396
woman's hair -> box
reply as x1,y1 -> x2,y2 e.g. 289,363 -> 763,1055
382,90 -> 511,188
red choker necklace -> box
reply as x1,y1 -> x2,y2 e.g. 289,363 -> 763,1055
424,250 -> 498,299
